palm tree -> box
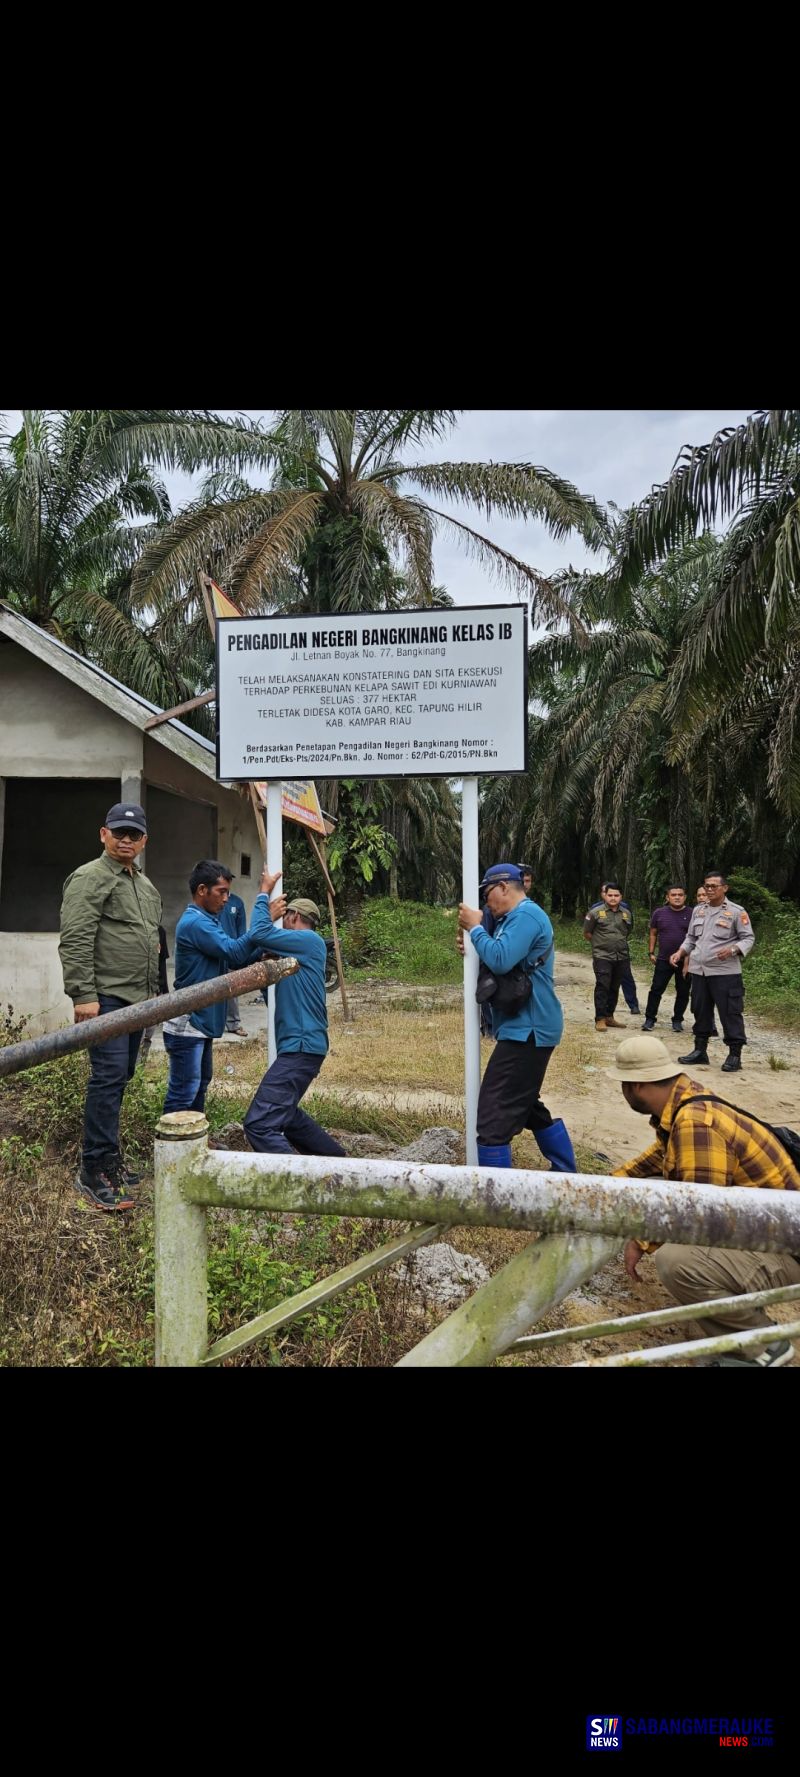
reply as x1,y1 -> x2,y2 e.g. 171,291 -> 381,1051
0,409 -> 276,717
131,409 -> 609,626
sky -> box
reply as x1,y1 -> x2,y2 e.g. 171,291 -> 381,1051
1,408 -> 756,607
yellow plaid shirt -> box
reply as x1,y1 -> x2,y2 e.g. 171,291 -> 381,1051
614,1074 -> 799,1251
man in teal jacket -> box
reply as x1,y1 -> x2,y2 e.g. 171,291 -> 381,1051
458,862 -> 576,1172
163,861 -> 281,1115
243,895 -> 346,1156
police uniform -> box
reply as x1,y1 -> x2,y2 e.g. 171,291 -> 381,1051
583,903 -> 633,1023
679,897 -> 755,1061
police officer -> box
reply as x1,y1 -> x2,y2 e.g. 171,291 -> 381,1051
670,870 -> 755,1072
583,882 -> 633,1030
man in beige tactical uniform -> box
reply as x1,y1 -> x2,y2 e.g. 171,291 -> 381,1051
583,881 -> 633,1030
669,870 -> 755,1073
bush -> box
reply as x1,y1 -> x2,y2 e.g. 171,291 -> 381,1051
724,868 -> 784,923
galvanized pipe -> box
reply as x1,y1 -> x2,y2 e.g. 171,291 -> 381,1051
513,1280 -> 800,1350
461,774 -> 480,1167
572,1316 -> 800,1367
179,1152 -> 800,1254
0,956 -> 299,1079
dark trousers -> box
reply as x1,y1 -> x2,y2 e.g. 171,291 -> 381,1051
163,1032 -> 214,1112
645,958 -> 691,1024
476,1035 -> 555,1146
620,961 -> 640,1010
593,957 -> 625,1020
243,1052 -> 347,1156
691,973 -> 747,1049
82,993 -> 143,1168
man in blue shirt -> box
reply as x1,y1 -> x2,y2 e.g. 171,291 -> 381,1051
458,862 -> 576,1172
163,861 -> 279,1115
243,895 -> 346,1157
219,886 -> 248,1034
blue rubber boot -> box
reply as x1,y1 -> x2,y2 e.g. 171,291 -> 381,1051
535,1118 -> 577,1172
477,1143 -> 513,1168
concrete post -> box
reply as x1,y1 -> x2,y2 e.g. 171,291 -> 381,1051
154,1112 -> 210,1367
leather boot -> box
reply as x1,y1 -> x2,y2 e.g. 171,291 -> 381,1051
677,1044 -> 710,1065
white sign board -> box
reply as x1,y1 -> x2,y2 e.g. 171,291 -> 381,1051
216,604 -> 528,780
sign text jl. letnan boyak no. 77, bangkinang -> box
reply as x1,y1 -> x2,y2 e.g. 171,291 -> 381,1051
215,605 -> 528,781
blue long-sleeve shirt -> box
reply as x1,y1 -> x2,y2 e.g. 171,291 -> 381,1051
470,899 -> 564,1047
219,892 -> 246,941
170,894 -> 273,1039
256,915 -> 329,1055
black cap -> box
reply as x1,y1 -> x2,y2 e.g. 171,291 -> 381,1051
105,802 -> 147,834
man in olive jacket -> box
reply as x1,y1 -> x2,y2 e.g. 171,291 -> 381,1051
59,802 -> 162,1211
583,881 -> 633,1030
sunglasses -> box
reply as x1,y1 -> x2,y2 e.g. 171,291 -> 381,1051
111,827 -> 143,840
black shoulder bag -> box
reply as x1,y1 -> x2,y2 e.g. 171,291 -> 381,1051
475,939 -> 554,1016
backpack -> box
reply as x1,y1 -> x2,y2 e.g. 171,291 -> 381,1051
677,1093 -> 800,1183
475,939 -> 554,1016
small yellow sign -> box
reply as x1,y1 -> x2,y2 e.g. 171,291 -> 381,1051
253,778 -> 327,836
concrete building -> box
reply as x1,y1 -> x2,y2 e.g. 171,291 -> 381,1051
0,602 -> 263,1033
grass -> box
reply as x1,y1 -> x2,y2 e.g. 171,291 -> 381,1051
337,897 -> 462,984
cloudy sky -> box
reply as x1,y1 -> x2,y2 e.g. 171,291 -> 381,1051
2,408 -> 755,606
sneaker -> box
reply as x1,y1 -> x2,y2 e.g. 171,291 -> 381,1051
713,1338 -> 793,1369
641,1018 -> 656,1031
76,1164 -> 134,1213
629,1004 -> 642,1015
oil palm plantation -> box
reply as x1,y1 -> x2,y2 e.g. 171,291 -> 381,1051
491,535 -> 733,899
0,409 -> 276,718
610,409 -> 800,816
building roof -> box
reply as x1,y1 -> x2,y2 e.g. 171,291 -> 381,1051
0,601 -> 219,781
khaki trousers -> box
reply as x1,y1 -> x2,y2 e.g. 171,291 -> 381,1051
654,1244 -> 800,1342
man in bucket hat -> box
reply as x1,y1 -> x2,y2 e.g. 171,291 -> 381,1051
243,894 -> 346,1158
607,1036 -> 799,1365
457,862 -> 576,1173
